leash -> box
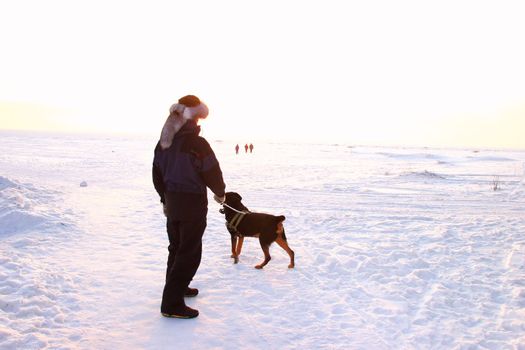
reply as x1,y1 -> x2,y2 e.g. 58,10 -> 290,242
221,202 -> 248,214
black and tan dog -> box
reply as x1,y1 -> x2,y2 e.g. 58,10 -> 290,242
219,192 -> 295,269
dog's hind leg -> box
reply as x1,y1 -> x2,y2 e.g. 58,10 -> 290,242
255,242 -> 271,269
276,235 -> 295,268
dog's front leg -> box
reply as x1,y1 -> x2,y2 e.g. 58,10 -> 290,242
230,236 -> 239,263
235,236 -> 244,258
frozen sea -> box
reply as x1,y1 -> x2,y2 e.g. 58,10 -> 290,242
1,130 -> 524,349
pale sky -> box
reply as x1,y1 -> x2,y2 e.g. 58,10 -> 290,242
1,0 -> 524,148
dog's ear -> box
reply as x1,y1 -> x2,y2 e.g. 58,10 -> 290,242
232,192 -> 242,202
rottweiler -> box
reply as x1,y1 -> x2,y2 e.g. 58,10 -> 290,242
219,192 -> 295,269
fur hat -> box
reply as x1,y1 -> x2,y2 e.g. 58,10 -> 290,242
160,95 -> 208,150
169,95 -> 209,120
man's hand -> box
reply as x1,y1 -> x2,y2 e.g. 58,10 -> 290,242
213,194 -> 225,204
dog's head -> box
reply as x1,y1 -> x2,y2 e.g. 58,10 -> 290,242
219,192 -> 249,217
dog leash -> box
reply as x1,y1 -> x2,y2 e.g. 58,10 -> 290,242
221,202 -> 248,214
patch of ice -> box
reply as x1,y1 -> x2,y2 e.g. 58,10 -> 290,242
399,170 -> 446,180
377,152 -> 444,161
467,156 -> 516,162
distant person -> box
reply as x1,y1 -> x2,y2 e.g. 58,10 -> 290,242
235,144 -> 239,154
153,95 -> 226,319
249,143 -> 254,153
244,144 -> 249,153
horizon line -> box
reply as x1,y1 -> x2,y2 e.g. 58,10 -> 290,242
1,127 -> 524,152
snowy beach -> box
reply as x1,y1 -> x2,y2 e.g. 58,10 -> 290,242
1,130 -> 524,349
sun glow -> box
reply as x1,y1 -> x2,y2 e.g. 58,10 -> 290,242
1,0 -> 524,148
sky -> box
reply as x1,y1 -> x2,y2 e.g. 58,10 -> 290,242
1,0 -> 524,148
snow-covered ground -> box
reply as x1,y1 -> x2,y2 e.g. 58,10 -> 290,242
1,130 -> 524,349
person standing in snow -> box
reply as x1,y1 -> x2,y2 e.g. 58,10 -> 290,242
152,95 -> 226,319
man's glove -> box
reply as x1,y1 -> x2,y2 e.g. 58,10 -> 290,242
213,194 -> 225,204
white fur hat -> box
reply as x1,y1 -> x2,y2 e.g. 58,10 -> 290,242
171,95 -> 209,120
160,95 -> 208,149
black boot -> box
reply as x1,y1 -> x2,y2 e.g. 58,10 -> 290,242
185,287 -> 199,297
161,304 -> 199,319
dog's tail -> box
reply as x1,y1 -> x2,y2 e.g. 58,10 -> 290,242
276,215 -> 286,236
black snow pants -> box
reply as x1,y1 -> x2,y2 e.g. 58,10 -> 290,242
161,216 -> 207,313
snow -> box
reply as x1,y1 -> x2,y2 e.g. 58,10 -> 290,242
1,130 -> 524,349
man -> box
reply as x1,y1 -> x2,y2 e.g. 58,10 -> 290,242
153,95 -> 226,319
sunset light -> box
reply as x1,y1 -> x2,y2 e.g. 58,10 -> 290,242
1,0 -> 524,148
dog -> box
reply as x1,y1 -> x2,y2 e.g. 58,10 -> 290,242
219,192 -> 295,269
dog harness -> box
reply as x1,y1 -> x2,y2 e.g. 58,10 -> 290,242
221,202 -> 251,234
226,211 -> 248,234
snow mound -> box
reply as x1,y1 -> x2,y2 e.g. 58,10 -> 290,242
0,175 -> 19,191
0,176 -> 62,235
0,210 -> 46,235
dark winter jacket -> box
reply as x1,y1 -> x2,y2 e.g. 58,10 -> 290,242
152,121 -> 225,220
